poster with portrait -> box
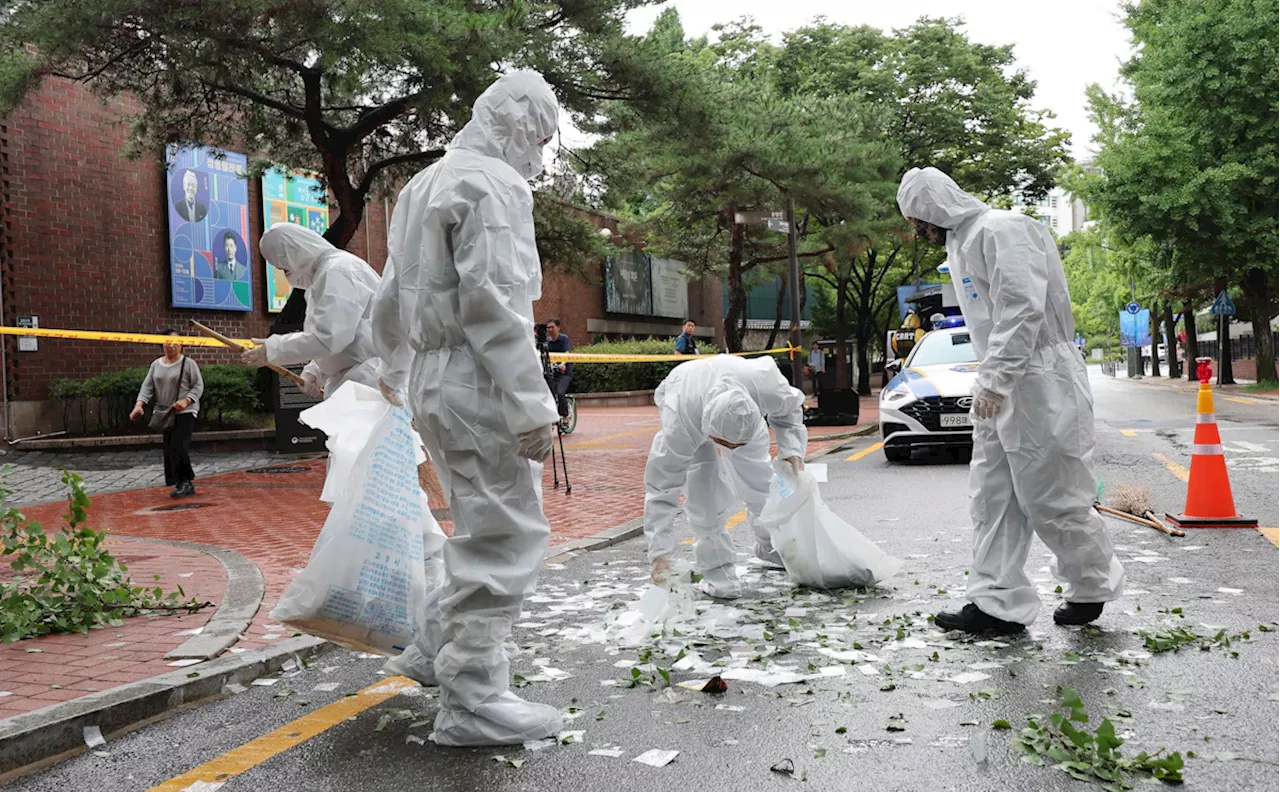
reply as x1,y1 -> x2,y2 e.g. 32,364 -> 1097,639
604,251 -> 653,316
262,167 -> 330,313
166,145 -> 252,311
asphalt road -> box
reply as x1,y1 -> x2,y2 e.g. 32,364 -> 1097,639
10,370 -> 1278,792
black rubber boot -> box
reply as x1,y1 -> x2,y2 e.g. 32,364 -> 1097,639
1053,601 -> 1104,626
934,603 -> 1025,635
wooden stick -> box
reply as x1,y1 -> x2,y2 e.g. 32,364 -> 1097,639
1094,502 -> 1183,537
190,320 -> 307,386
1144,510 -> 1186,538
1095,502 -> 1160,527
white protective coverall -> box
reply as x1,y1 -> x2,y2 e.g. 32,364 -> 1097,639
258,223 -> 381,397
897,167 -> 1125,625
371,71 -> 561,747
644,355 -> 807,599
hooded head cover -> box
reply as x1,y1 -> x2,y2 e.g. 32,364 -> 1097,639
703,386 -> 763,445
450,70 -> 559,180
897,167 -> 989,231
259,222 -> 335,289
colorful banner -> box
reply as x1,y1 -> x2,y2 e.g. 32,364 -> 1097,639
1119,308 -> 1152,348
166,145 -> 252,311
263,167 -> 330,313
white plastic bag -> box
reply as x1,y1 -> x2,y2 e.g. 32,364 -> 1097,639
271,400 -> 447,655
298,382 -> 427,506
756,462 -> 902,589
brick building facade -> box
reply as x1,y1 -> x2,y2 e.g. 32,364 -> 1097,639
0,77 -> 721,438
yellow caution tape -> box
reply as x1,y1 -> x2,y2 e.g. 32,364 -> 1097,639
0,326 -> 802,364
549,345 -> 799,364
0,326 -> 250,348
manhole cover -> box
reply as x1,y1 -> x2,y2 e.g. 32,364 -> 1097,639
148,502 -> 213,512
247,466 -> 309,474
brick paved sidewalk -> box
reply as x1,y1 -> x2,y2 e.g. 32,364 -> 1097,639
0,537 -> 225,718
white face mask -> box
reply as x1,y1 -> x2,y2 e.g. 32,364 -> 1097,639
513,144 -> 546,181
282,268 -> 314,289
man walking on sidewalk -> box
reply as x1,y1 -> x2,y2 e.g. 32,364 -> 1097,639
897,166 -> 1125,634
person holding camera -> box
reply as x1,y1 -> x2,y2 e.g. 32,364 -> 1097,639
544,319 -> 573,430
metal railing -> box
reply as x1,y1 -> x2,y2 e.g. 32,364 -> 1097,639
1101,360 -> 1118,377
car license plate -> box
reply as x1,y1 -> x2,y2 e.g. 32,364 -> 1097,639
940,413 -> 971,428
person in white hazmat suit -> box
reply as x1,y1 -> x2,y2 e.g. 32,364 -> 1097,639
370,71 -> 562,747
645,355 -> 807,600
897,167 -> 1125,634
241,223 -> 381,398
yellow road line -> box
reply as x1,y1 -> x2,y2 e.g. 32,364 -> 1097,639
148,677 -> 417,791
845,442 -> 885,462
1152,452 -> 1191,483
1224,396 -> 1266,405
1258,527 -> 1279,548
1119,429 -> 1138,438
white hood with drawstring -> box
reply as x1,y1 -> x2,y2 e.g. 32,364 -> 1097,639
260,222 -> 380,396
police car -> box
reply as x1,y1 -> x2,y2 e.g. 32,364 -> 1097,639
879,325 -> 978,462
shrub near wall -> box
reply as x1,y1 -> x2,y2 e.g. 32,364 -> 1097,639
568,339 -> 683,394
49,366 -> 261,435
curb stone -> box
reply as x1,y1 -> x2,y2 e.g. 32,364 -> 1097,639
543,423 -> 880,564
152,539 -> 266,661
0,636 -> 326,780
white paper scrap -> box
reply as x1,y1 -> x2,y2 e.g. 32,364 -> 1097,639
632,749 -> 680,768
168,658 -> 202,668
589,748 -> 626,758
250,678 -> 279,687
856,664 -> 879,677
312,682 -> 341,692
947,672 -> 991,685
83,725 -> 106,748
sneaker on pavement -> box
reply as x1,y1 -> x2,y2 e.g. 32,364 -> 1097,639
1053,601 -> 1105,626
169,484 -> 183,499
934,603 -> 1025,635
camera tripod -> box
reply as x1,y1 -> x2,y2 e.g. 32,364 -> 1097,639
536,328 -> 571,494
550,415 -> 571,494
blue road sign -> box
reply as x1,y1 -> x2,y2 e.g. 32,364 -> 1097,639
1210,291 -> 1235,316
1126,302 -> 1141,315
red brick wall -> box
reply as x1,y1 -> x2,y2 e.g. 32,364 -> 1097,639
0,77 -> 390,400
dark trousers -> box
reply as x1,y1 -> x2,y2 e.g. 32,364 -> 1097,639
810,372 -> 823,396
551,373 -> 573,417
163,412 -> 196,486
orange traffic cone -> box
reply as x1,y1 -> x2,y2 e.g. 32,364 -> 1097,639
1166,358 -> 1258,529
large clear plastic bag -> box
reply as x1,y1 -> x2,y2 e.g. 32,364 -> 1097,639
756,462 -> 902,589
271,389 -> 446,655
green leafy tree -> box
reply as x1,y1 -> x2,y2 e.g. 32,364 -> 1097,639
0,0 -> 660,313
773,18 -> 1070,393
583,15 -> 891,353
1079,0 -> 1278,383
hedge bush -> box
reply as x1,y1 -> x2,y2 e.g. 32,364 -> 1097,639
568,338 -> 683,394
50,364 -> 261,434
